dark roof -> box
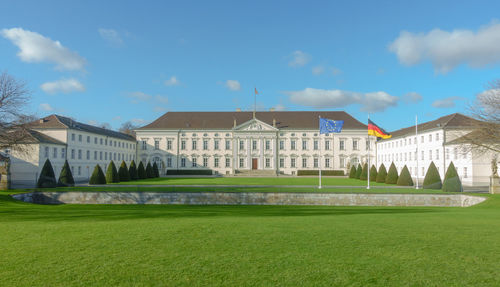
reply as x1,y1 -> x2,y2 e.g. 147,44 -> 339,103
30,115 -> 136,141
138,111 -> 367,130
386,113 -> 479,139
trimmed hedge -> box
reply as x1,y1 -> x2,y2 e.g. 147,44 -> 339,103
57,159 -> 74,187
37,159 -> 57,188
376,164 -> 387,183
166,169 -> 213,175
369,165 -> 378,182
423,161 -> 442,189
106,161 -> 120,183
355,164 -> 362,179
153,162 -> 160,178
397,165 -> 414,186
359,163 -> 368,180
146,162 -> 154,178
118,161 -> 130,182
89,165 -> 106,184
385,162 -> 398,184
442,161 -> 462,192
297,170 -> 345,176
129,160 -> 138,180
137,162 -> 146,179
348,165 -> 357,178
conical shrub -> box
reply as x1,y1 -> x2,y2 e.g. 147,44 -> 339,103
359,163 -> 368,180
106,160 -> 120,183
355,164 -> 362,179
57,159 -> 74,187
146,162 -> 154,178
385,162 -> 398,184
89,165 -> 106,184
153,162 -> 160,178
369,165 -> 378,182
348,165 -> 356,178
423,161 -> 442,189
442,161 -> 462,192
376,164 -> 387,183
137,161 -> 146,179
397,165 -> 414,186
129,160 -> 138,180
37,159 -> 57,188
118,161 -> 130,182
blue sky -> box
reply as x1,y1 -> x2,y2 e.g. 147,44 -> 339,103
2,0 -> 500,131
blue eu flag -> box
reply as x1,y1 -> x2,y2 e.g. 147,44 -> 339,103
319,118 -> 343,134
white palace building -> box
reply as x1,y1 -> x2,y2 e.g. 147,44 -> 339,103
1,111 -> 498,188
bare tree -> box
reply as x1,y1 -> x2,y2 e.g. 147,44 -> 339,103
0,72 -> 34,152
119,121 -> 138,136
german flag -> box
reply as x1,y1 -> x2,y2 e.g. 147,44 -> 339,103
368,119 -> 392,139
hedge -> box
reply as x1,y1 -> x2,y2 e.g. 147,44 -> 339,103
397,165 -> 414,186
145,162 -> 154,178
297,170 -> 345,176
166,169 -> 213,175
106,161 -> 120,183
359,163 -> 368,180
442,161 -> 462,192
129,160 -> 138,180
376,164 -> 387,183
137,162 -> 146,179
57,159 -> 74,187
385,162 -> 398,184
423,161 -> 442,189
348,165 -> 357,178
355,164 -> 362,179
369,165 -> 378,182
37,159 -> 57,188
153,162 -> 160,178
89,165 -> 106,184
118,161 -> 130,182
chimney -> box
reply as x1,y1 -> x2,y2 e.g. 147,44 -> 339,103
273,118 -> 276,127
233,119 -> 237,128
270,108 -> 275,112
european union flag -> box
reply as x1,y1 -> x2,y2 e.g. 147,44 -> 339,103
319,118 -> 343,134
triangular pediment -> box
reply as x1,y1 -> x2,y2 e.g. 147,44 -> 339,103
234,118 -> 277,132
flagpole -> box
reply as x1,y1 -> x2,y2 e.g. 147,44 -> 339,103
415,114 -> 419,189
319,116 -> 322,189
253,86 -> 256,119
367,114 -> 370,190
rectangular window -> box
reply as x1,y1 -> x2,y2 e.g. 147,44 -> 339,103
192,140 -> 197,150
339,140 -> 345,151
291,158 -> 296,168
240,140 -> 245,151
366,140 -> 370,151
100,138 -> 103,145
314,140 -> 318,150
214,140 -> 219,150
239,158 -> 244,168
280,158 -> 284,168
352,140 -> 357,150
291,140 -> 296,150
436,133 -> 440,141
94,151 -> 97,160
421,150 -> 424,160
326,158 -> 331,168
225,140 -> 231,150
78,150 -> 82,160
52,147 -> 57,158
325,140 -> 331,150
61,148 -> 66,159
302,140 -> 307,150
167,157 -> 172,167
167,140 -> 172,150
302,158 -> 307,168
203,140 -> 208,150
86,150 -> 90,160
446,148 -> 449,160
429,134 -> 432,142
265,140 -> 270,150
214,158 -> 219,168
225,158 -> 231,168
454,148 -> 458,159
105,152 -> 107,161
94,137 -> 97,144
421,136 -> 424,143
252,140 -> 257,150
181,140 -> 186,150
203,157 -> 208,167
78,166 -> 81,175
313,158 -> 318,168
87,136 -> 90,143
78,134 -> 82,142
265,158 -> 270,168
436,149 -> 439,160
192,157 -> 197,167
422,167 -> 425,176
339,157 -> 344,168
279,140 -> 284,150
113,153 -> 116,161
464,167 -> 468,178
154,140 -> 160,150
71,133 -> 75,141
181,158 -> 186,167
44,147 -> 49,158
429,150 -> 432,160
71,149 -> 75,159
100,151 -> 103,160
141,140 -> 147,150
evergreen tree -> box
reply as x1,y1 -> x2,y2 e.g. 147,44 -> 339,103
397,165 -> 414,186
376,164 -> 388,183
106,160 -> 120,183
348,165 -> 357,178
385,162 -> 399,184
129,160 -> 138,180
423,161 -> 442,189
146,162 -> 154,178
369,165 -> 378,182
359,163 -> 368,180
355,164 -> 362,179
118,161 -> 130,182
37,158 -> 57,188
442,161 -> 462,192
153,162 -> 160,178
89,164 -> 106,184
57,159 -> 75,187
137,161 -> 146,179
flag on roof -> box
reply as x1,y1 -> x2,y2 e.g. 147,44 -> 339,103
319,118 -> 343,134
368,119 -> 391,139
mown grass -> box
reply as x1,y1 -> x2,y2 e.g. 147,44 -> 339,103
0,190 -> 498,286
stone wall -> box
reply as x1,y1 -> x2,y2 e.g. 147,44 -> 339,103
12,192 -> 486,207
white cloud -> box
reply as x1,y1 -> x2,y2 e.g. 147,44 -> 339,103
128,91 -> 152,102
288,50 -> 311,67
432,96 -> 463,108
402,92 -> 423,104
285,88 -> 398,112
153,106 -> 167,113
112,116 -> 122,121
1,27 -> 86,71
164,76 -> 180,86
272,104 -> 286,111
331,67 -> 343,76
39,103 -> 53,111
40,78 -> 85,94
131,118 -> 148,125
155,95 -> 169,104
225,80 -> 241,91
389,22 -> 500,73
312,65 -> 325,75
98,28 -> 123,45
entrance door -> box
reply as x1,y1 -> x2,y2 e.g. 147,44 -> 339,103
252,158 -> 258,170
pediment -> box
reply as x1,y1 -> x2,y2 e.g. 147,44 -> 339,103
234,118 -> 277,132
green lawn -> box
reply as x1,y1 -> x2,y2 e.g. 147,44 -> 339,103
0,190 -> 498,286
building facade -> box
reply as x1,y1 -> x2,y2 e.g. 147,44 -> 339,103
135,111 -> 376,175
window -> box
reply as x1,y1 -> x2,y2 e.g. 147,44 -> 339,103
141,140 -> 147,150
422,167 -> 425,176
454,148 -> 458,159
203,140 -> 208,150
181,158 -> 186,167
214,158 -> 219,168
265,158 -> 270,168
192,140 -> 197,150
279,140 -> 284,150
167,140 -> 172,150
154,140 -> 160,150
105,152 -> 107,161
239,140 -> 245,150
325,140 -> 331,150
94,151 -> 97,160
446,148 -> 449,160
313,158 -> 318,168
87,136 -> 90,143
314,140 -> 318,150
44,147 -> 49,158
339,140 -> 345,151
225,158 -> 231,168
78,135 -> 82,142
464,167 -> 468,178
366,140 -> 370,151
436,149 -> 439,160
252,140 -> 257,150
429,150 -> 432,160
203,157 -> 208,167
181,140 -> 186,150
302,140 -> 307,150
167,157 -> 172,167
421,136 -> 424,143
326,158 -> 331,168
100,151 -> 102,160
291,140 -> 296,150
61,148 -> 66,159
94,137 -> 97,144
429,134 -> 432,142
78,150 -> 82,160
239,158 -> 244,168
86,150 -> 90,160
78,166 -> 81,175
352,140 -> 357,150
265,140 -> 270,150
421,150 -> 424,160
279,158 -> 284,168
436,133 -> 440,141
71,149 -> 75,159
52,147 -> 57,158
100,138 -> 103,145
291,158 -> 296,168
225,140 -> 231,150
192,157 -> 197,167
71,133 -> 75,141
302,158 -> 307,168
339,157 -> 344,168
214,140 -> 219,150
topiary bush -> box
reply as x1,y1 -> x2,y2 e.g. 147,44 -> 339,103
57,159 -> 74,187
118,161 -> 130,182
89,164 -> 106,184
348,165 -> 356,178
37,158 -> 57,188
442,161 -> 462,192
376,164 -> 387,183
129,160 -> 138,180
359,163 -> 368,180
423,161 -> 442,189
137,161 -> 146,179
385,162 -> 399,184
355,164 -> 362,179
106,161 -> 120,183
397,165 -> 414,186
369,165 -> 378,182
146,162 -> 154,178
153,162 -> 160,178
